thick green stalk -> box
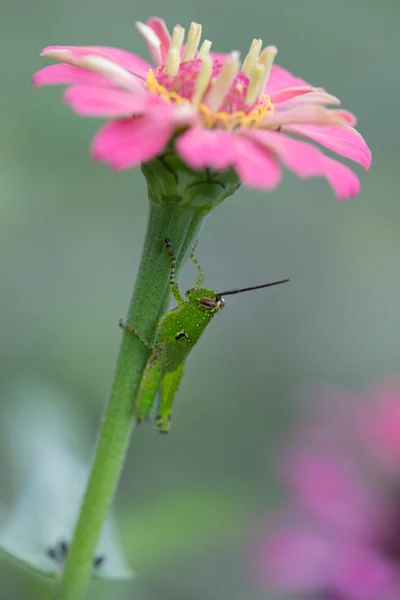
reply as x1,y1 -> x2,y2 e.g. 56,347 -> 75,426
56,201 -> 205,600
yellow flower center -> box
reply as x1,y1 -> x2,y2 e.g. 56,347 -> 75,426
146,68 -> 274,131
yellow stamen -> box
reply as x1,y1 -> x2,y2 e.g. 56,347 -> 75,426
206,53 -> 239,112
147,66 -> 274,130
245,63 -> 265,105
241,39 -> 262,79
182,22 -> 202,61
197,40 -> 212,59
257,46 -> 278,99
164,25 -> 185,76
165,49 -> 180,77
146,69 -> 190,106
198,100 -> 273,130
192,56 -> 213,107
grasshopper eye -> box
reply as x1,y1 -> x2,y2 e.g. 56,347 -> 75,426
199,297 -> 218,310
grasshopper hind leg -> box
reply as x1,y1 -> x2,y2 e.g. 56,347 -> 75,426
156,414 -> 171,435
155,388 -> 171,434
134,344 -> 164,424
156,363 -> 185,434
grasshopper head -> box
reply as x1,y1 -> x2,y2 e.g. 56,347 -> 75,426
185,288 -> 225,311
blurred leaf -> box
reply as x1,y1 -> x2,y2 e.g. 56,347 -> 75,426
0,379 -> 133,581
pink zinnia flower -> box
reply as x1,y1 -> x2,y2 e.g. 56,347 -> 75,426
253,382 -> 400,600
33,17 -> 371,200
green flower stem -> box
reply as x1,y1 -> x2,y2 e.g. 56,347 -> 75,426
56,201 -> 206,600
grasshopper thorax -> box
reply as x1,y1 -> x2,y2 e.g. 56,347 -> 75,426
185,287 -> 225,312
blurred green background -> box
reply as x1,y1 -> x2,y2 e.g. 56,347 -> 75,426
0,0 -> 398,597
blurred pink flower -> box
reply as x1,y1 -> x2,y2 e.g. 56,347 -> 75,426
358,380 -> 400,473
33,17 -> 371,199
254,381 -> 400,600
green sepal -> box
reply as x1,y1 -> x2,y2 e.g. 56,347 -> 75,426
141,149 -> 241,213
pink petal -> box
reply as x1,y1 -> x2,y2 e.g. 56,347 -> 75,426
136,22 -> 163,66
256,526 -> 400,600
176,127 -> 281,190
233,136 -> 281,189
146,17 -> 171,64
41,45 -> 152,79
255,527 -> 332,592
175,127 -> 235,171
334,110 -> 357,126
284,124 -> 372,169
358,380 -> 400,473
329,547 -> 400,600
169,103 -> 198,128
242,129 -> 360,200
265,64 -> 311,95
281,445 -> 376,536
33,64 -> 111,87
270,86 -> 320,104
64,85 -> 149,117
274,90 -> 341,109
261,105 -> 353,128
91,112 -> 175,170
322,156 -> 360,200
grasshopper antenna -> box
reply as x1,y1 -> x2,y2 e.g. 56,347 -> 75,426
216,278 -> 289,299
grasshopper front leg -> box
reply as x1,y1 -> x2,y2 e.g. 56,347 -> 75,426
118,319 -> 151,349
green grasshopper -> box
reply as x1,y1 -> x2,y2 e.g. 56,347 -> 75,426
119,238 -> 289,433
